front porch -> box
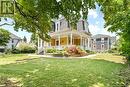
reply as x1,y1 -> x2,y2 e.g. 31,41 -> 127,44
38,30 -> 91,54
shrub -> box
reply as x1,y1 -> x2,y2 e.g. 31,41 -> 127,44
86,50 -> 96,54
16,42 -> 36,53
85,50 -> 91,53
52,50 -> 66,57
11,49 -> 20,54
108,48 -> 118,53
4,49 -> 12,54
53,53 -> 64,57
65,45 -> 87,57
46,48 -> 56,53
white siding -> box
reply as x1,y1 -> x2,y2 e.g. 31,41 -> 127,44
6,39 -> 20,49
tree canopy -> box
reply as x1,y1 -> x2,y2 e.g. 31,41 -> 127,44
2,0 -> 96,41
0,28 -> 10,46
99,0 -> 130,60
30,33 -> 38,46
0,0 -> 130,59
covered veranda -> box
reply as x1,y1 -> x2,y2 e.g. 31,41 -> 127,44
38,30 -> 91,52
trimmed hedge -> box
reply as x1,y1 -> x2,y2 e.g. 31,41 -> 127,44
46,48 -> 56,53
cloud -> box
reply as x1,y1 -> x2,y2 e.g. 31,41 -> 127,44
89,24 -> 115,36
88,24 -> 100,35
96,21 -> 99,25
88,9 -> 98,19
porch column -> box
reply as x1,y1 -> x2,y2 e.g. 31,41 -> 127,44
41,39 -> 43,47
49,41 -> 51,47
38,37 -> 40,47
107,37 -> 109,50
80,36 -> 82,46
82,38 -> 84,46
83,38 -> 85,46
44,42 -> 46,54
85,38 -> 87,46
67,35 -> 68,46
58,35 -> 60,47
42,41 -> 44,47
88,38 -> 90,48
37,37 -> 40,54
55,39 -> 56,47
70,33 -> 73,45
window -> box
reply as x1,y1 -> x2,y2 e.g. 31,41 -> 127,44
104,37 -> 108,41
82,20 -> 85,30
57,24 -> 58,31
51,22 -> 55,32
56,41 -> 59,46
96,38 -> 101,41
68,21 -> 70,28
68,36 -> 71,44
60,22 -> 62,26
12,39 -> 14,43
101,44 -> 104,50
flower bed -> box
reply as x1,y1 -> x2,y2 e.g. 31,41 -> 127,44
65,45 -> 87,57
46,46 -> 88,57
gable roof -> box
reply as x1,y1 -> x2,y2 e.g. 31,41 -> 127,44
10,33 -> 21,40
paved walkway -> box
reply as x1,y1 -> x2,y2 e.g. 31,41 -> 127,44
28,54 -> 97,59
28,53 -> 126,64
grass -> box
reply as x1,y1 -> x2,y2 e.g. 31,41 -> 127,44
0,54 -> 126,87
0,54 -> 37,65
90,53 -> 126,64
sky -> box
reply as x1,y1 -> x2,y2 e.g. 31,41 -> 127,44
87,4 -> 115,36
0,4 -> 115,42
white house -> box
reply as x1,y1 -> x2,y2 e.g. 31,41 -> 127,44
38,17 -> 91,54
0,32 -> 21,52
6,33 -> 21,49
91,34 -> 116,52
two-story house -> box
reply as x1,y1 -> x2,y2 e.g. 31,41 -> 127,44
38,17 -> 91,54
7,33 -> 21,49
91,34 -> 116,52
0,32 -> 21,52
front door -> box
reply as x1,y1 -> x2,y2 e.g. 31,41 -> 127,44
56,40 -> 59,46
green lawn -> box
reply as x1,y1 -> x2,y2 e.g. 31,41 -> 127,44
0,54 -> 126,87
0,54 -> 37,65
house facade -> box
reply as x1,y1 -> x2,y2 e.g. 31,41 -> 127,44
0,33 -> 21,52
6,33 -> 21,49
91,34 -> 116,52
38,17 -> 91,54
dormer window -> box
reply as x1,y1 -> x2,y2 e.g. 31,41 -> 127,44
57,24 -> 58,31
68,21 -> 70,28
60,22 -> 62,26
82,20 -> 85,30
51,22 -> 55,32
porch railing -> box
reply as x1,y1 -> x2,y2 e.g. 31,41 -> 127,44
43,45 -> 91,50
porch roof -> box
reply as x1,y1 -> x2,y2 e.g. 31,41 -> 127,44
49,29 -> 91,38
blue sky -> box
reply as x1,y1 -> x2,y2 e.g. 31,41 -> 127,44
87,5 -> 115,36
0,18 -> 32,42
0,5 -> 115,42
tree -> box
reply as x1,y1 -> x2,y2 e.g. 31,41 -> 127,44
5,0 -> 96,41
0,28 -> 10,46
0,0 -> 130,59
96,0 -> 130,60
30,33 -> 38,46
